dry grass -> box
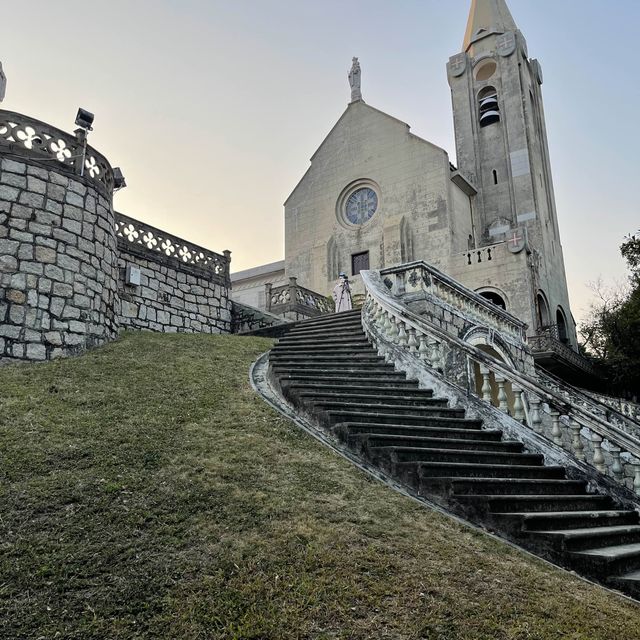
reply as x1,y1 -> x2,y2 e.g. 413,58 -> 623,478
1,331 -> 639,639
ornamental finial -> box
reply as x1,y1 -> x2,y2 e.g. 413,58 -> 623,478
0,62 -> 6,102
348,57 -> 362,103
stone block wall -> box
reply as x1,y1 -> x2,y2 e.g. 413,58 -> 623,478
115,214 -> 231,334
0,157 -> 118,361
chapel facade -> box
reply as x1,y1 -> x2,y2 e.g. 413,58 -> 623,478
232,0 -> 578,348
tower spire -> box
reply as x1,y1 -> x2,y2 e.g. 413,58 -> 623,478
463,0 -> 517,52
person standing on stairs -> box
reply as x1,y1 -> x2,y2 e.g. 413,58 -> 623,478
332,273 -> 353,313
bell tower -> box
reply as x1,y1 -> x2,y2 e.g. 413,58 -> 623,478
447,0 -> 577,346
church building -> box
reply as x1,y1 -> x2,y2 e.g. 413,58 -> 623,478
232,0 -> 578,348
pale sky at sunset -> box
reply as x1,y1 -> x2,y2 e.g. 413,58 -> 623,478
3,1 -> 639,324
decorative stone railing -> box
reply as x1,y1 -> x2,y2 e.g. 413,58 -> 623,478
360,268 -> 640,497
380,261 -> 527,343
581,390 -> 640,424
231,301 -> 284,334
537,369 -> 640,439
265,277 -> 333,319
529,328 -> 600,378
0,109 -> 114,194
115,212 -> 231,283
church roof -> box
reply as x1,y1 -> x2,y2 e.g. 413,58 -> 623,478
463,0 -> 517,51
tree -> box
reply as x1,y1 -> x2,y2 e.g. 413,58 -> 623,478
579,232 -> 640,398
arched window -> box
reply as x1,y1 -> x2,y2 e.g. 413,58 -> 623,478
478,86 -> 500,127
556,307 -> 569,344
477,289 -> 507,310
536,291 -> 550,329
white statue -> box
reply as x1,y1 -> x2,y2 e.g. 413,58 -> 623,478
0,62 -> 6,102
348,57 -> 362,102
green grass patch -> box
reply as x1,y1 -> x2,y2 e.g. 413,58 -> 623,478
1,331 -> 639,639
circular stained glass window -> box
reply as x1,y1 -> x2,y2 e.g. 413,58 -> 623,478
344,187 -> 378,225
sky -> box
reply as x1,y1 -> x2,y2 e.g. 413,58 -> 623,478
2,0 -> 639,325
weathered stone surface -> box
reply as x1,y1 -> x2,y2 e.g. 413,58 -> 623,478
35,246 -> 57,264
2,159 -> 26,174
6,289 -> 26,304
0,254 -> 17,273
0,184 -> 19,201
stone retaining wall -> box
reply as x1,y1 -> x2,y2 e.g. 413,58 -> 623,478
117,248 -> 231,334
0,157 -> 118,361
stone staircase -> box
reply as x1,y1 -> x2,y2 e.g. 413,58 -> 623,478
268,309 -> 640,599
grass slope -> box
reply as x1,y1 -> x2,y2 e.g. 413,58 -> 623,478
1,331 -> 639,639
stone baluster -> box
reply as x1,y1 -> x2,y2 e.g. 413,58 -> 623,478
383,310 -> 393,335
418,333 -> 430,361
265,282 -> 273,312
529,397 -> 543,434
428,339 -> 441,370
397,320 -> 408,346
633,459 -> 640,496
569,418 -> 585,461
479,365 -> 492,404
388,314 -> 399,341
610,445 -> 624,483
591,433 -> 606,474
512,385 -> 525,422
550,411 -> 562,446
407,327 -> 418,353
496,377 -> 509,413
394,271 -> 406,296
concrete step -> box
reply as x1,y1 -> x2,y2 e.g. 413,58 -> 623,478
324,407 -> 465,428
272,342 -> 373,353
335,423 -> 490,443
288,312 -> 362,332
500,510 -> 640,532
400,461 -> 562,481
277,334 -> 368,345
609,569 -> 640,598
294,390 -> 448,408
269,353 -> 385,363
463,494 -> 614,514
284,327 -> 366,341
370,446 -> 543,467
271,366 -> 404,378
533,525 -> 640,552
571,542 -> 640,579
354,434 -> 523,455
287,382 -> 428,395
424,478 -> 586,497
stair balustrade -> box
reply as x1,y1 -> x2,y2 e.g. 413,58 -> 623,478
360,268 -> 640,496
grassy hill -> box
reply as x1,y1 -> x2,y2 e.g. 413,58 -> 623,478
1,331 -> 639,639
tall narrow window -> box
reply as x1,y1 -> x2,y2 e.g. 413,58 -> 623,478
351,251 -> 370,276
492,169 -> 498,185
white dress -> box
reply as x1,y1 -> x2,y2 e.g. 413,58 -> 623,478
332,280 -> 353,313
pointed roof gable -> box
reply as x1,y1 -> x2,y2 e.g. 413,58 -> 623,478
284,101 -> 446,206
462,0 -> 517,51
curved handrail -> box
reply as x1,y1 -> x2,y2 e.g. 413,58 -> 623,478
360,268 -> 640,486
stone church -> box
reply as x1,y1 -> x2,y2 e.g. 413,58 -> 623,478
232,0 -> 578,348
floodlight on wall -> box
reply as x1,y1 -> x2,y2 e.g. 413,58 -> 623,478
75,107 -> 94,131
113,167 -> 127,191
74,107 -> 94,178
